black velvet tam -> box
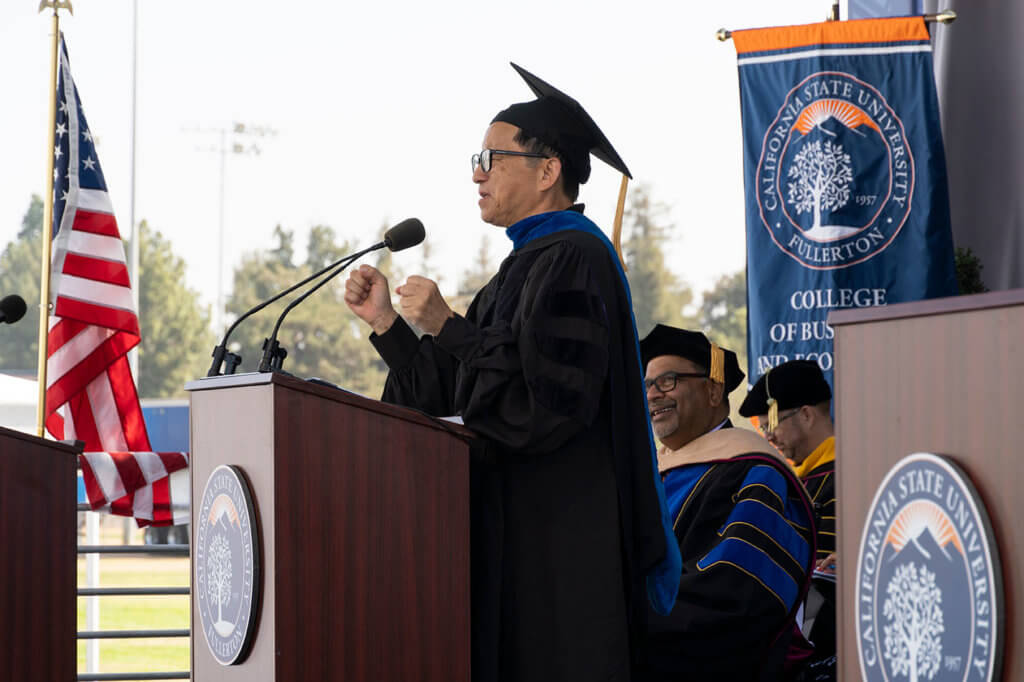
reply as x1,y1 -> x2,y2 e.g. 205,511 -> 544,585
639,324 -> 744,393
492,63 -> 632,184
739,359 -> 832,417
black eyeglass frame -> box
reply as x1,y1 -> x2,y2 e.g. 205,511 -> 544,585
471,148 -> 549,173
756,408 -> 802,435
643,371 -> 708,393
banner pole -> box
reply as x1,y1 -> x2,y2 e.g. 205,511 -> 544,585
35,2 -> 70,438
715,10 -> 957,41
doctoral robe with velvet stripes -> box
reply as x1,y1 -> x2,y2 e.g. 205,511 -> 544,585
801,458 -> 838,671
802,460 -> 836,558
370,213 -> 669,682
641,452 -> 815,680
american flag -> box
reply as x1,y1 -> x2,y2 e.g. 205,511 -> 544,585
45,34 -> 189,526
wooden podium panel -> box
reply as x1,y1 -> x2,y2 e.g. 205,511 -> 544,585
830,290 -> 1024,681
0,427 -> 78,681
188,372 -> 472,682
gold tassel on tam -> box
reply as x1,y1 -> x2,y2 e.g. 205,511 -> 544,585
612,174 -> 629,272
709,343 -> 725,384
767,399 -> 779,433
764,367 -> 779,432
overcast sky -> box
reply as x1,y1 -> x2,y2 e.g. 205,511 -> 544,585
0,0 -> 843,330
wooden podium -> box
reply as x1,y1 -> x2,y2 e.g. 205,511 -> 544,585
187,372 -> 472,682
0,426 -> 78,681
830,290 -> 1024,681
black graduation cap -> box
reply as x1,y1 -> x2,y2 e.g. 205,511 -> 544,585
639,324 -> 745,393
492,63 -> 632,184
738,360 -> 832,418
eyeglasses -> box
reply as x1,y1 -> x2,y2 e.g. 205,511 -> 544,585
757,408 -> 801,435
471,148 -> 549,173
643,371 -> 708,393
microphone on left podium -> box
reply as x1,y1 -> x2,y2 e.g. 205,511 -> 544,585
0,295 -> 27,325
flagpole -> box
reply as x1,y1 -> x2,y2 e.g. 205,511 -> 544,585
128,0 -> 140,384
36,1 -> 73,438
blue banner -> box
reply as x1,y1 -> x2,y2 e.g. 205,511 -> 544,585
734,18 -> 958,385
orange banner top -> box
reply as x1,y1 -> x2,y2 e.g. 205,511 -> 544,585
732,17 -> 930,55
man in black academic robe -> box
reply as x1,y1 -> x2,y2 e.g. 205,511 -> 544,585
740,360 -> 836,560
344,65 -> 680,682
637,325 -> 817,681
741,360 -> 838,679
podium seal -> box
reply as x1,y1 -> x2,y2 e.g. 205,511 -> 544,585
195,465 -> 261,665
855,453 -> 1003,682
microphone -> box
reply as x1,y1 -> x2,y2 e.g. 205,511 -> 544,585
258,218 -> 424,373
384,218 -> 426,252
0,295 -> 27,325
207,218 -> 424,377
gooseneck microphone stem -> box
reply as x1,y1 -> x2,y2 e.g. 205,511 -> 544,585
257,216 -> 424,374
207,217 -> 424,377
207,248 -> 375,377
257,242 -> 384,373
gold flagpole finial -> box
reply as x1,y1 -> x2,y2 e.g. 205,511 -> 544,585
38,0 -> 73,15
716,28 -> 731,42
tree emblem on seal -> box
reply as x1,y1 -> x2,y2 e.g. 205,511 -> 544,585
786,139 -> 854,235
207,533 -> 234,636
883,562 -> 944,682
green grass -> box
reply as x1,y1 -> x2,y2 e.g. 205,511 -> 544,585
76,555 -> 191,674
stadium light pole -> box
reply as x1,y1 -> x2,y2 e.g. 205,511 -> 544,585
189,123 -> 275,336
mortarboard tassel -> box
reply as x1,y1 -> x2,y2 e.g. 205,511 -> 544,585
764,367 -> 778,432
709,343 -> 725,384
612,174 -> 628,272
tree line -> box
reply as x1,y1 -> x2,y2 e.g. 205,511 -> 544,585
0,188 -> 747,401
0,196 -> 213,397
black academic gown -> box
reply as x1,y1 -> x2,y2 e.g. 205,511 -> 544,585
801,459 -> 837,678
802,460 -> 836,558
370,217 -> 667,682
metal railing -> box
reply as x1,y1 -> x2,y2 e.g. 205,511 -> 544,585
77,533 -> 190,681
